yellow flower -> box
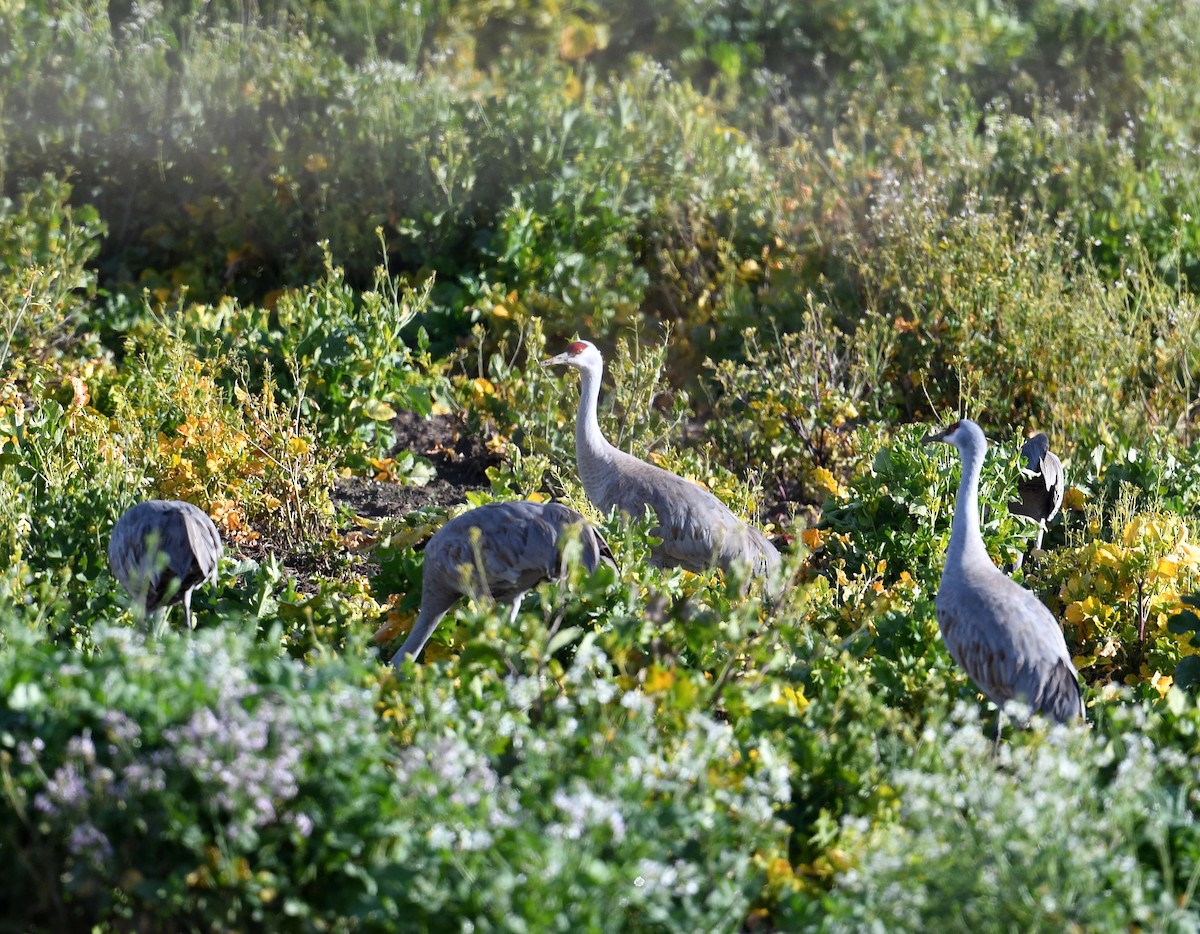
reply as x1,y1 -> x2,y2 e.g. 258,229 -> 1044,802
776,684 -> 808,713
642,665 -> 676,693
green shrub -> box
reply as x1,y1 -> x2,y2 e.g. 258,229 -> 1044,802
0,625 -> 403,930
381,637 -> 790,931
0,175 -> 105,372
820,704 -> 1200,932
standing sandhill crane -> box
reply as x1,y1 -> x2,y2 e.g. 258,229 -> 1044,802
390,500 -> 616,665
923,420 -> 1083,728
1008,432 -> 1065,566
108,499 -> 222,635
541,340 -> 780,590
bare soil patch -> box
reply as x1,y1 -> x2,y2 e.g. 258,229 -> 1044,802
333,408 -> 501,521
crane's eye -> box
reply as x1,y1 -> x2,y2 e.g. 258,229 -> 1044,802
568,340 -> 589,355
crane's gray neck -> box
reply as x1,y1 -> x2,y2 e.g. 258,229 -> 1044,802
575,364 -> 614,461
947,441 -> 991,568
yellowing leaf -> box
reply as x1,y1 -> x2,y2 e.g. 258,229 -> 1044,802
1094,543 -> 1126,569
374,609 -> 414,644
1152,557 -> 1180,581
1151,671 -> 1174,697
1177,541 -> 1200,566
363,399 -> 397,421
1123,515 -> 1181,551
810,466 -> 844,498
800,527 -> 827,550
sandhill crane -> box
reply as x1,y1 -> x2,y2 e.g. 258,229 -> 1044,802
108,499 -> 222,635
923,420 -> 1083,729
1008,432 -> 1065,568
390,500 -> 616,665
541,340 -> 780,591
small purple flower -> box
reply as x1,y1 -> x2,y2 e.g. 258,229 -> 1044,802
16,737 -> 45,768
34,764 -> 88,815
67,822 -> 113,867
293,812 -> 314,838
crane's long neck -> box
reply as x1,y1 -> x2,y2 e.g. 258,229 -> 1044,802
393,603 -> 447,665
947,441 -> 991,569
574,364 -> 616,495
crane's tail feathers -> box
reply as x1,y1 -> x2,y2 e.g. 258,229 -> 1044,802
1039,659 -> 1085,724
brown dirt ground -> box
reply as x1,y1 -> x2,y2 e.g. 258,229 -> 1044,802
332,408 -> 501,521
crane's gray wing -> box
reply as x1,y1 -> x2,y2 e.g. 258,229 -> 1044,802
1011,435 -> 1064,526
535,502 -> 617,576
937,566 -> 1080,722
178,501 -> 223,585
586,526 -> 618,573
1037,450 -> 1065,523
394,500 -> 612,664
109,501 -> 221,611
427,502 -> 563,604
646,480 -> 777,576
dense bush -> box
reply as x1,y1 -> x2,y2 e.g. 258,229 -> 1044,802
4,0 -> 1200,929
820,704 -> 1200,932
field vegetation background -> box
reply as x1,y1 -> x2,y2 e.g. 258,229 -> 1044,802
3,0 -> 1200,929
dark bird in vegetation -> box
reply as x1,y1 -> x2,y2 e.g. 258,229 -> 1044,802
1008,432 -> 1065,565
108,499 -> 223,634
924,420 -> 1083,728
541,339 -> 780,590
390,500 -> 616,665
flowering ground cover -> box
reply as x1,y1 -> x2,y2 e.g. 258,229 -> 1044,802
2,0 -> 1200,929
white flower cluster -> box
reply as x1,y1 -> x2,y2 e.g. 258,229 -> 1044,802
827,704 -> 1200,931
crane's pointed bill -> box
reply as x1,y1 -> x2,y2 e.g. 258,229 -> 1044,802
540,351 -> 569,367
922,420 -> 961,445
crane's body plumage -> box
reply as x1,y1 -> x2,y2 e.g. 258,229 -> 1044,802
391,500 -> 615,665
542,340 -> 780,584
925,420 -> 1082,724
108,499 -> 222,631
1009,432 -> 1065,555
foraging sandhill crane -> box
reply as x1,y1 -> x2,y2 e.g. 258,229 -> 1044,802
1008,432 -> 1065,565
541,340 -> 780,590
923,420 -> 1083,727
390,500 -> 616,665
108,499 -> 222,633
